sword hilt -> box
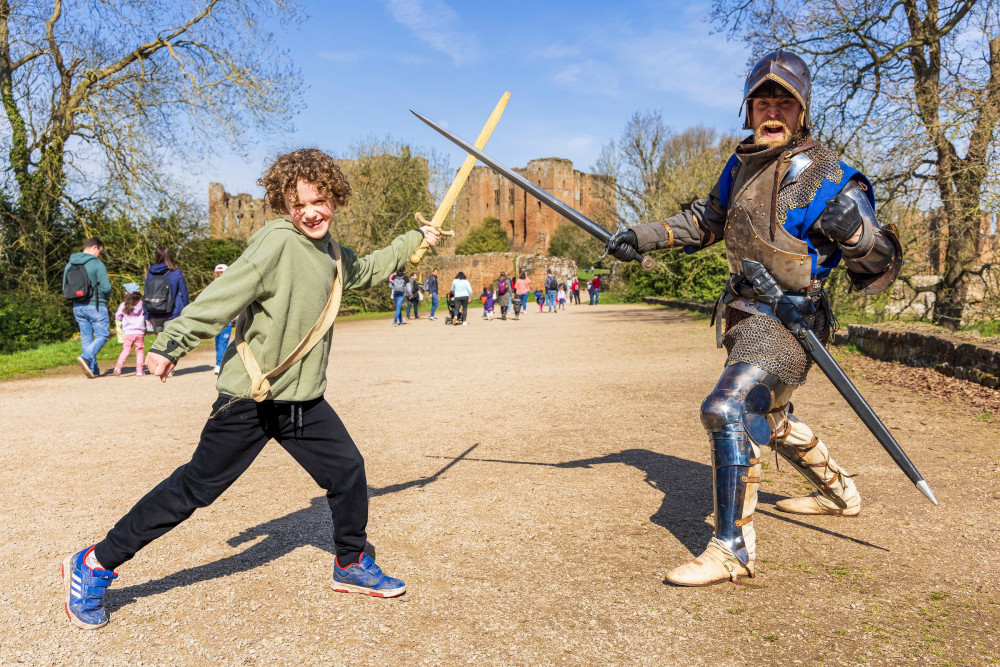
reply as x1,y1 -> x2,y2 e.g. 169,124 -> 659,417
409,212 -> 455,265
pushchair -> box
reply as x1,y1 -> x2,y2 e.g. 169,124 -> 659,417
444,291 -> 457,325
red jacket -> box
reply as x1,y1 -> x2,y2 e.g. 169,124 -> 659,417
592,275 -> 601,289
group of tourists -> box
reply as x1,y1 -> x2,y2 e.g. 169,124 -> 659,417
62,242 -> 199,378
388,268 -> 601,327
61,50 -> 906,635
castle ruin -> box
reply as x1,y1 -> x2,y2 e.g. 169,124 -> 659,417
207,157 -> 614,253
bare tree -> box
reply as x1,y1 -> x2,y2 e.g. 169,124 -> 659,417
710,0 -> 1000,329
594,112 -> 739,224
0,0 -> 301,292
594,116 -> 739,300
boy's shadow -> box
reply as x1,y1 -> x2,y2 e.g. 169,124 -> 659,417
106,443 -> 478,611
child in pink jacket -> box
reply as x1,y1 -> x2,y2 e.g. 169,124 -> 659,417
114,283 -> 146,376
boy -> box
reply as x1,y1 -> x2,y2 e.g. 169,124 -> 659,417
62,148 -> 440,629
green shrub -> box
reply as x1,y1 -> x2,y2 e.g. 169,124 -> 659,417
619,244 -> 729,302
176,237 -> 248,295
455,217 -> 511,255
0,290 -> 77,354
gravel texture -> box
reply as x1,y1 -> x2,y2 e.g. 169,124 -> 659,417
1,303 -> 997,665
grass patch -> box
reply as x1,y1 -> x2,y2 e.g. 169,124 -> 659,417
336,310 -> 393,322
0,334 -> 205,381
828,564 -> 849,578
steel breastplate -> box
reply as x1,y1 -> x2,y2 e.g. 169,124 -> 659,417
724,146 -> 813,292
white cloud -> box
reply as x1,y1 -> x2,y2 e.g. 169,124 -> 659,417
550,59 -> 621,97
618,31 -> 747,109
385,0 -> 479,66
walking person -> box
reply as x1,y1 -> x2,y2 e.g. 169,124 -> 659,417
514,271 -> 531,316
571,278 -> 581,305
113,283 -> 146,377
425,268 -> 440,320
63,237 -> 112,378
557,284 -> 566,310
484,288 -> 496,321
213,264 -> 233,374
450,271 -> 473,326
495,271 -> 511,320
544,269 -> 558,313
535,289 -> 544,313
144,245 -> 190,334
590,273 -> 601,304
405,272 -> 421,319
62,148 -> 442,630
390,271 -> 407,326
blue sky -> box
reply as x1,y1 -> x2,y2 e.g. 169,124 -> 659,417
198,0 -> 752,198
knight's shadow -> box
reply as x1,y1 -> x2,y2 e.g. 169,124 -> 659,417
453,448 -> 886,555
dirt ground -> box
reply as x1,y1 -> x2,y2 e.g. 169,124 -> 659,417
1,303 -> 998,666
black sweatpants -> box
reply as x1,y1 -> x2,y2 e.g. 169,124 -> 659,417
94,395 -> 368,571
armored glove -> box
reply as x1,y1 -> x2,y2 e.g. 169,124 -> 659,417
819,192 -> 864,244
605,229 -> 639,262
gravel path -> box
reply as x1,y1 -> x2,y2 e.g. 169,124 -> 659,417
1,304 -> 997,665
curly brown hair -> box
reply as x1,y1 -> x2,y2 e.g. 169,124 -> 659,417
257,148 -> 352,213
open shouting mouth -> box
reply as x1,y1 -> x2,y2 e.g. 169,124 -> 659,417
755,120 -> 790,147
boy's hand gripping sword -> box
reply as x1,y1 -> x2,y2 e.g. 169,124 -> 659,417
411,108 -> 655,270
738,258 -> 938,506
408,92 -> 510,266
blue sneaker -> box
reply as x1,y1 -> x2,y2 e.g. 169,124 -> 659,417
62,546 -> 118,629
332,554 -> 405,598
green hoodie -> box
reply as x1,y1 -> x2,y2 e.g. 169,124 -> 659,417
152,219 -> 423,402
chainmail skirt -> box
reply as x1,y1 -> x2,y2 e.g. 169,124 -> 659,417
722,307 -> 830,387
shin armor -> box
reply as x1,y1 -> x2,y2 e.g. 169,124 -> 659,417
700,362 -> 785,565
772,416 -> 859,511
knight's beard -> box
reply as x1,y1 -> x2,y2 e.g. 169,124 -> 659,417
754,119 -> 793,148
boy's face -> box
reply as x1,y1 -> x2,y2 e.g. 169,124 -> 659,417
284,179 -> 336,240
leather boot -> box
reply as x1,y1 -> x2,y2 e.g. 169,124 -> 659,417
773,417 -> 861,516
665,539 -> 755,586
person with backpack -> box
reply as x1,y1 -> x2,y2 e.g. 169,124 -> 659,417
494,271 -> 511,320
405,272 -> 421,320
62,148 -> 442,630
63,237 -> 112,378
544,269 -> 559,313
390,271 -> 408,326
144,245 -> 190,334
571,278 -> 581,305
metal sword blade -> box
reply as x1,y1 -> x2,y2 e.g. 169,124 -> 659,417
411,109 -> 613,244
800,326 -> 938,505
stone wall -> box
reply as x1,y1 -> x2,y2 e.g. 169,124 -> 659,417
642,297 -> 1000,390
845,324 -> 1000,389
449,158 -> 614,255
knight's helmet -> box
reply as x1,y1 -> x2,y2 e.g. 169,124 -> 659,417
740,50 -> 812,130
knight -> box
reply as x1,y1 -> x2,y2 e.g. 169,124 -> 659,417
606,50 -> 901,586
